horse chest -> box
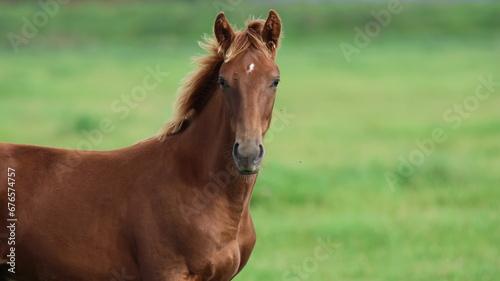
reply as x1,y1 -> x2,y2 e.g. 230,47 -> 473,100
202,240 -> 242,280
188,220 -> 255,280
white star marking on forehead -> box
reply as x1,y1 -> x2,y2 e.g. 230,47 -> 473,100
246,63 -> 255,73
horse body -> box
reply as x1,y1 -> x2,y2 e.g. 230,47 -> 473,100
1,91 -> 255,280
0,10 -> 281,281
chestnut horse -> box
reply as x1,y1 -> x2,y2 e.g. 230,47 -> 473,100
0,10 -> 281,281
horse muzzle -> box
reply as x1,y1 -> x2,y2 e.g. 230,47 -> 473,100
232,141 -> 264,175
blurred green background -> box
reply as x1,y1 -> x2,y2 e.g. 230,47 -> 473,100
1,1 -> 499,280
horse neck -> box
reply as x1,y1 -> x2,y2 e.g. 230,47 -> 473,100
174,87 -> 257,217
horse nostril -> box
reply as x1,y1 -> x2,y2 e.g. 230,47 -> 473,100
233,142 -> 240,159
257,144 -> 264,161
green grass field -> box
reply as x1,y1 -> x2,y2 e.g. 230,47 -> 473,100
1,1 -> 499,280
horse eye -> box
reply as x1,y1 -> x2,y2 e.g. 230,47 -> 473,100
271,77 -> 280,88
218,76 -> 228,88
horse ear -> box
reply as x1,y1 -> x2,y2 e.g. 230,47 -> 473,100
214,12 -> 235,54
262,10 -> 282,58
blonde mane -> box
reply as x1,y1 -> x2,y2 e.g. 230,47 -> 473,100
156,19 -> 273,141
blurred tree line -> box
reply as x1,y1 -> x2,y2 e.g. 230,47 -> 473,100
0,0 -> 498,49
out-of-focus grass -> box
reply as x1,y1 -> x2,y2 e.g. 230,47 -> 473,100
1,1 -> 499,280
